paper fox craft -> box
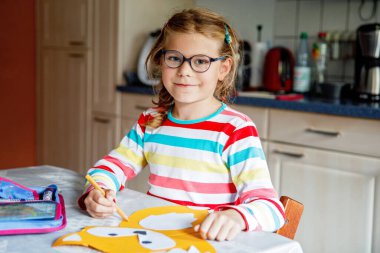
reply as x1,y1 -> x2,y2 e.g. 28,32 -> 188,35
53,205 -> 216,253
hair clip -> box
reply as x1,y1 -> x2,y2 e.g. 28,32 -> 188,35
225,25 -> 231,45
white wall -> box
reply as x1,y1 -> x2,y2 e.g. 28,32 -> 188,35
273,0 -> 380,84
196,0 -> 276,45
118,0 -> 195,74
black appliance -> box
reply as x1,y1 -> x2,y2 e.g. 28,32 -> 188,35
236,40 -> 252,91
354,23 -> 380,101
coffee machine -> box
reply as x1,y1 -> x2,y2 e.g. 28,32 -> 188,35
354,23 -> 380,101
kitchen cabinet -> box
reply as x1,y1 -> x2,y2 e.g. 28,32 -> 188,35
91,0 -> 119,115
267,109 -> 380,253
37,0 -> 196,173
39,49 -> 92,173
90,113 -> 121,170
88,0 -> 122,172
39,0 -> 92,48
268,143 -> 380,253
38,0 -> 121,173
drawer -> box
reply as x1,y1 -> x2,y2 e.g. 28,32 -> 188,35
269,109 -> 380,157
231,105 -> 269,140
121,93 -> 155,118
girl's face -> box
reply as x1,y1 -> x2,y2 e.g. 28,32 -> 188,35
160,32 -> 232,107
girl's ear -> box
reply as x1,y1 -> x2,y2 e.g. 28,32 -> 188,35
218,57 -> 233,81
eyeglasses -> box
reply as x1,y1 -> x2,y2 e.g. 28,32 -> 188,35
161,50 -> 226,73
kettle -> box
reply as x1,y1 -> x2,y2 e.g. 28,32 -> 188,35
263,47 -> 294,92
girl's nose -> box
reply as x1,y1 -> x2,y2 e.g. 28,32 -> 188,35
177,60 -> 193,76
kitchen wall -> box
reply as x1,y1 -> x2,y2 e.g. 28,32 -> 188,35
119,0 -> 276,83
0,0 -> 36,169
273,0 -> 380,84
196,0 -> 275,45
118,0 -> 194,82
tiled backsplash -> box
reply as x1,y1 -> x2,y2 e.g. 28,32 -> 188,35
273,0 -> 380,84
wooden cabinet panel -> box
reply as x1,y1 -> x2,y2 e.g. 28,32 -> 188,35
40,49 -> 91,173
121,93 -> 154,119
92,0 -> 119,115
39,0 -> 92,48
90,113 -> 120,173
269,109 -> 380,157
268,142 -> 380,253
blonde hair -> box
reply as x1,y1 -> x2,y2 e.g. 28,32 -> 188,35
145,8 -> 240,128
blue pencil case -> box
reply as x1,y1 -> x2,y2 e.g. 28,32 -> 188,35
0,177 -> 67,235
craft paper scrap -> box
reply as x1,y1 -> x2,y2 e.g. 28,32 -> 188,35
53,205 -> 215,253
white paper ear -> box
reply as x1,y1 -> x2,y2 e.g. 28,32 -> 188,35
139,213 -> 196,230
62,233 -> 82,242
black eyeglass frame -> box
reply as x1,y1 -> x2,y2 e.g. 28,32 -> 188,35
161,49 -> 226,73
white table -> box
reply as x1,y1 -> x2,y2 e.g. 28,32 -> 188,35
0,166 -> 303,253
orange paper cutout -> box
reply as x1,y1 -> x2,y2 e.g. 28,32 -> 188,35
53,206 -> 215,253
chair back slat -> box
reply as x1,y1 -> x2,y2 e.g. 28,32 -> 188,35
275,196 -> 304,240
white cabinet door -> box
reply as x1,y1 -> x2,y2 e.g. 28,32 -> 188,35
267,142 -> 380,253
39,0 -> 92,48
40,49 -> 91,173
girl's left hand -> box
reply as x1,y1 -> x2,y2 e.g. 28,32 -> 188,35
194,209 -> 246,241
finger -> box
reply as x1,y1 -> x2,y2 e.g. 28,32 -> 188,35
226,224 -> 242,241
92,191 -> 115,207
85,198 -> 113,218
105,189 -> 116,202
215,221 -> 234,241
199,214 -> 216,240
194,224 -> 200,232
87,209 -> 112,219
86,197 -> 116,214
205,215 -> 225,241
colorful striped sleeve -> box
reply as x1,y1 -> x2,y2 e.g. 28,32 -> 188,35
78,112 -> 149,209
220,120 -> 286,232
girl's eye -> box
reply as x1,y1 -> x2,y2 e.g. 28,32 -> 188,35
194,58 -> 210,65
167,56 -> 181,62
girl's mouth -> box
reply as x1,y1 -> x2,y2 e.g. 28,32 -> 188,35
175,83 -> 195,87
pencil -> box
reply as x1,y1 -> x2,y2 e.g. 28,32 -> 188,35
85,174 -> 129,221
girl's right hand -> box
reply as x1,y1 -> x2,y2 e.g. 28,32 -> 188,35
84,188 -> 117,218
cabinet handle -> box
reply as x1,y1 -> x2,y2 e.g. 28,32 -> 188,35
68,53 -> 84,58
273,149 -> 304,158
135,105 -> 150,111
305,127 -> 340,137
69,41 -> 85,46
94,117 -> 110,124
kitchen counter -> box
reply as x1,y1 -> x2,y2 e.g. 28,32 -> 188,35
116,85 -> 380,120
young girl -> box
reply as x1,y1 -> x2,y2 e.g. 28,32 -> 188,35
79,8 -> 285,241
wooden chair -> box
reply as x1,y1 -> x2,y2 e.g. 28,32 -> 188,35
275,196 -> 304,240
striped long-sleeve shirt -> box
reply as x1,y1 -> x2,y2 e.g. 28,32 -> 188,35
79,103 -> 285,232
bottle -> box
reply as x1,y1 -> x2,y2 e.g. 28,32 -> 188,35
293,32 -> 311,93
312,32 -> 328,85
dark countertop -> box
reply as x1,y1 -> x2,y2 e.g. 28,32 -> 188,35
117,85 -> 380,120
